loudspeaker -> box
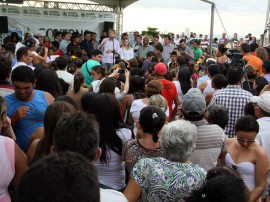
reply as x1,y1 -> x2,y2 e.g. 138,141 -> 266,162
104,21 -> 114,34
0,0 -> 24,4
0,16 -> 8,34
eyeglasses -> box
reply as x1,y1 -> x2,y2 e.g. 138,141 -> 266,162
237,137 -> 255,143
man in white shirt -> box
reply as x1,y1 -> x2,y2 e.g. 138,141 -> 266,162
55,56 -> 74,90
98,29 -> 120,71
12,47 -> 34,71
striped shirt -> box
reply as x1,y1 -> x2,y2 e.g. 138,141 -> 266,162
209,85 -> 252,137
189,119 -> 226,171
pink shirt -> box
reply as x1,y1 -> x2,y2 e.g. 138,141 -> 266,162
0,136 -> 15,202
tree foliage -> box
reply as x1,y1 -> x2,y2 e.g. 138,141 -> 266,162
141,27 -> 160,39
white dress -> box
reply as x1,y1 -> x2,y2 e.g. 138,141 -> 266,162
225,153 -> 255,191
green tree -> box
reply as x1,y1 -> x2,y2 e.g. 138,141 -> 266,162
141,27 -> 160,39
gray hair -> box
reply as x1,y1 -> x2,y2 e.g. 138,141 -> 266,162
149,94 -> 168,113
160,120 -> 197,162
207,105 -> 229,129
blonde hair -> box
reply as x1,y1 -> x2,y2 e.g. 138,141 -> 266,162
149,94 -> 168,113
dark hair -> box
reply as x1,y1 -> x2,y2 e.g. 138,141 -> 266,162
4,42 -> 16,53
208,64 -> 221,78
244,102 -> 256,117
24,38 -> 36,48
35,69 -> 63,98
211,74 -> 228,89
61,31 -> 69,38
177,56 -> 186,66
56,56 -> 67,70
31,101 -> 75,164
235,115 -> 259,133
139,106 -> 166,142
91,65 -> 106,78
88,93 -> 128,164
87,49 -> 102,59
74,58 -> 83,68
170,51 -> 177,57
10,32 -> 19,43
193,39 -> 201,45
54,31 -> 62,40
207,105 -> 229,129
17,152 -> 100,202
33,63 -> 44,79
67,63 -> 76,74
179,39 -> 186,43
84,30 -> 91,36
254,77 -> 268,96
0,53 -> 12,80
250,42 -> 259,52
73,72 -> 84,93
206,166 -> 241,180
16,47 -> 30,60
218,44 -> 228,55
53,112 -> 100,161
127,75 -> 145,95
186,175 -> 248,202
226,66 -> 244,84
178,67 -> 192,95
155,44 -> 163,53
245,65 -> 256,80
262,60 -> 270,73
55,95 -> 77,110
240,43 -> 251,53
130,67 -> 143,77
51,40 -> 60,49
98,77 -> 116,94
81,92 -> 97,112
129,58 -> 139,68
11,65 -> 35,84
164,35 -> 172,41
147,51 -> 155,58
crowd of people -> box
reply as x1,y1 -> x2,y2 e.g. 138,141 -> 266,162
0,28 -> 270,202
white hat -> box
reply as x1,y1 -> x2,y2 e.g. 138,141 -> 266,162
251,92 -> 270,113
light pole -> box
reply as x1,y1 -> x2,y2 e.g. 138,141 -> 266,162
201,0 -> 215,55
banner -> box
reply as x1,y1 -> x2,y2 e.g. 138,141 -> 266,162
0,5 -> 115,38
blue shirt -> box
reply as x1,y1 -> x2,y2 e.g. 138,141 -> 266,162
5,90 -> 48,152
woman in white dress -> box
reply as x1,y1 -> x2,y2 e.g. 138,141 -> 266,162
224,115 -> 269,202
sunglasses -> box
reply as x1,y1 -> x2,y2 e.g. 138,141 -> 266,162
237,137 -> 255,143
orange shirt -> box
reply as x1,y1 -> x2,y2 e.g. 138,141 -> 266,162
159,79 -> 178,119
243,54 -> 263,75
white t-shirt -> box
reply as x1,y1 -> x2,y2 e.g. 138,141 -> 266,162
130,99 -> 148,134
100,188 -> 128,202
173,80 -> 183,103
12,61 -> 34,71
91,80 -> 102,93
93,128 -> 132,190
56,70 -> 74,90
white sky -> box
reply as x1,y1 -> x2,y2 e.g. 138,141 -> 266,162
123,0 -> 269,38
